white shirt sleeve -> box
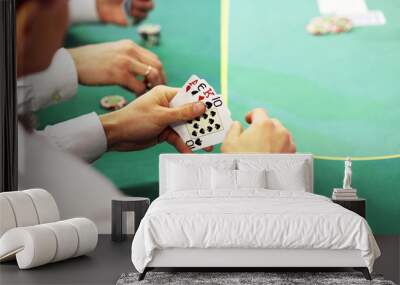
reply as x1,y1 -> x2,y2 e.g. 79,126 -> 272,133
17,48 -> 78,114
69,0 -> 100,23
36,112 -> 108,163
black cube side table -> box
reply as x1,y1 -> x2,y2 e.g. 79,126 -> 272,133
112,197 -> 150,242
332,198 -> 366,218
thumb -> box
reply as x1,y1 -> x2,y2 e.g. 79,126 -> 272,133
164,102 -> 206,125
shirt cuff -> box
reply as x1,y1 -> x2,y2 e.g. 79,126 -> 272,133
18,48 -> 78,112
69,0 -> 100,23
37,112 -> 108,163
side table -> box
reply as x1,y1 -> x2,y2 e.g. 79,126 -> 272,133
112,197 -> 150,242
332,198 -> 366,218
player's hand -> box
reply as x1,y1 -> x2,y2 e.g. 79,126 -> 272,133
96,0 -> 128,26
99,85 -> 213,153
130,0 -> 154,23
221,108 -> 296,153
68,40 -> 166,95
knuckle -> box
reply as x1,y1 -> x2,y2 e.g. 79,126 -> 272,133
121,40 -> 136,52
150,68 -> 160,78
154,60 -> 163,70
119,39 -> 132,47
152,84 -> 165,93
116,56 -> 129,69
259,120 -> 274,129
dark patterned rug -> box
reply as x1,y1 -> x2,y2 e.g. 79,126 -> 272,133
116,272 -> 396,285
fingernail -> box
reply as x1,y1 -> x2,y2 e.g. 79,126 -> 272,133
193,102 -> 205,114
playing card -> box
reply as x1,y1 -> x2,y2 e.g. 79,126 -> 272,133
316,0 -> 386,27
342,10 -> 386,26
170,75 -> 201,108
190,79 -> 218,103
170,76 -> 233,151
170,75 -> 202,139
317,0 -> 368,15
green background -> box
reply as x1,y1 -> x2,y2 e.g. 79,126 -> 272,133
228,0 -> 400,234
36,0 -> 399,234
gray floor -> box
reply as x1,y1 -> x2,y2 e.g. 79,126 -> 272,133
1,235 -> 399,285
374,236 -> 400,284
0,235 -> 134,285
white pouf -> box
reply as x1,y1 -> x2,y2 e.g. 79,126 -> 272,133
0,218 -> 98,269
1,191 -> 39,227
24,188 -> 60,223
0,196 -> 17,237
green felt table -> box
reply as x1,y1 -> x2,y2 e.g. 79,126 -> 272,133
36,0 -> 399,234
227,0 -> 400,234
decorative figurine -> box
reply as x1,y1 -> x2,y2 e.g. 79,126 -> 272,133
343,157 -> 352,189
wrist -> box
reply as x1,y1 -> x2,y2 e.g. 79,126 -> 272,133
99,112 -> 120,149
67,48 -> 81,75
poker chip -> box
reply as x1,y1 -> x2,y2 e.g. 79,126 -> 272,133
306,16 -> 352,36
100,95 -> 127,110
138,24 -> 161,47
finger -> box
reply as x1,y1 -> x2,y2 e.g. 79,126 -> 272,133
135,49 -> 166,84
129,58 -> 162,87
224,121 -> 243,141
132,9 -> 147,20
160,86 -> 182,101
164,102 -> 206,125
288,133 -> 296,153
126,44 -> 164,74
202,146 -> 214,152
161,69 -> 167,84
159,128 -> 192,153
133,0 -> 154,11
270,118 -> 283,129
124,74 -> 146,95
245,108 -> 269,124
288,143 -> 297,153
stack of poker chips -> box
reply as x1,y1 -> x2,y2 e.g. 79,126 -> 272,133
332,188 -> 358,200
138,24 -> 161,47
306,16 -> 353,36
100,95 -> 127,110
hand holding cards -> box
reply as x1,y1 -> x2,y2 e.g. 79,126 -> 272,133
170,75 -> 233,151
